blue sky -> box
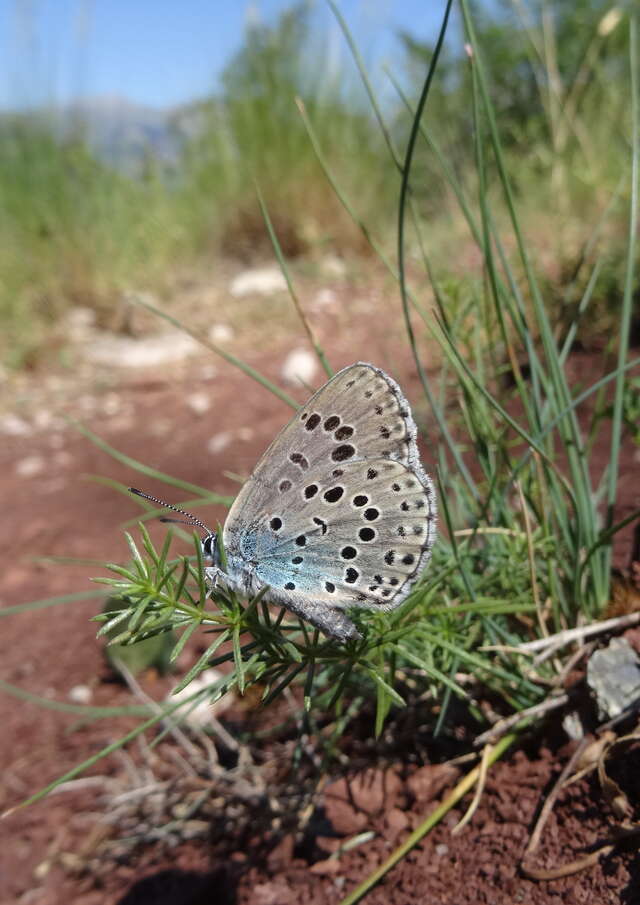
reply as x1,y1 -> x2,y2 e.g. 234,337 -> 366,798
0,0 -> 458,110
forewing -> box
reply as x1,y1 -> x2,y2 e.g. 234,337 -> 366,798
223,362 -> 428,555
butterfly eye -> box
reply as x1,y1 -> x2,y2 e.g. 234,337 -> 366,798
202,534 -> 217,560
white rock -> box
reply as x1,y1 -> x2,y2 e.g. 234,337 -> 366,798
64,306 -> 96,340
207,431 -> 233,455
186,392 -> 211,416
562,711 -> 585,741
208,323 -> 234,344
32,411 -> 52,430
16,455 -> 45,477
320,254 -> 347,278
168,668 -> 232,728
587,636 -> 640,719
0,413 -> 31,436
281,349 -> 318,386
86,332 -> 198,368
68,684 -> 92,704
229,267 -> 287,298
311,287 -> 338,310
102,393 -> 122,416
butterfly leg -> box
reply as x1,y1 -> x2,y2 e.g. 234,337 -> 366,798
204,566 -> 221,592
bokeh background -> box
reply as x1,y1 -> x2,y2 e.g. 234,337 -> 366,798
0,0 -> 632,370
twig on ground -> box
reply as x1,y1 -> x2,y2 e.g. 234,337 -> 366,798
521,736 -> 590,878
50,776 -> 117,795
116,659 -> 225,774
522,844 -> 616,880
452,741 -> 492,833
109,782 -> 171,807
117,661 -> 202,761
521,704 -> 640,880
474,693 -> 569,747
517,612 -> 640,654
549,641 -> 595,686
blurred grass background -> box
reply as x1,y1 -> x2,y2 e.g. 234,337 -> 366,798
0,0 -> 636,369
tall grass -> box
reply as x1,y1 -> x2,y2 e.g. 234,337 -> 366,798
0,116 -> 181,367
177,3 -> 394,259
399,1 -> 634,342
3,2 -> 635,370
0,3 -> 394,368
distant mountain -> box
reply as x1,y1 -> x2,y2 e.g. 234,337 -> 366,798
68,96 -> 178,167
0,95 -> 219,172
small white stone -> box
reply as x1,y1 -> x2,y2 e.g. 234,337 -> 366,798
102,393 -> 122,416
16,455 -> 45,477
65,306 -> 96,340
229,267 -> 287,298
562,711 -> 585,741
320,254 -> 347,278
86,332 -> 198,368
168,668 -> 232,728
435,843 -> 449,857
0,413 -> 31,436
68,684 -> 92,704
34,411 -> 65,432
185,392 -> 211,416
312,288 -> 338,310
281,349 -> 318,386
208,323 -> 234,344
207,431 -> 233,455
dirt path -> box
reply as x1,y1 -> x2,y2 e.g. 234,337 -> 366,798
1,297 -> 639,904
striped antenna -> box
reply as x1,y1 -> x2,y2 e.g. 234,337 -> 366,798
128,488 -> 213,537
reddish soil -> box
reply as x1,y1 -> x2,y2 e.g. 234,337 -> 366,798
1,311 -> 639,905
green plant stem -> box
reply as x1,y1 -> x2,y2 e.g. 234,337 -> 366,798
604,15 -> 639,577
397,0 -> 454,417
254,179 -> 332,378
132,294 -> 299,409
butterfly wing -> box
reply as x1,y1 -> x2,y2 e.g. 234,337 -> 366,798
221,363 -> 437,637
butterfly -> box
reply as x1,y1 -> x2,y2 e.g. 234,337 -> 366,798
131,362 -> 436,641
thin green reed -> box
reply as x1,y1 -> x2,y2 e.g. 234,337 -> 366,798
604,16 -> 639,580
460,0 -> 604,612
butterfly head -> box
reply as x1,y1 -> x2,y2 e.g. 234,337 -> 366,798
201,531 -> 219,565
